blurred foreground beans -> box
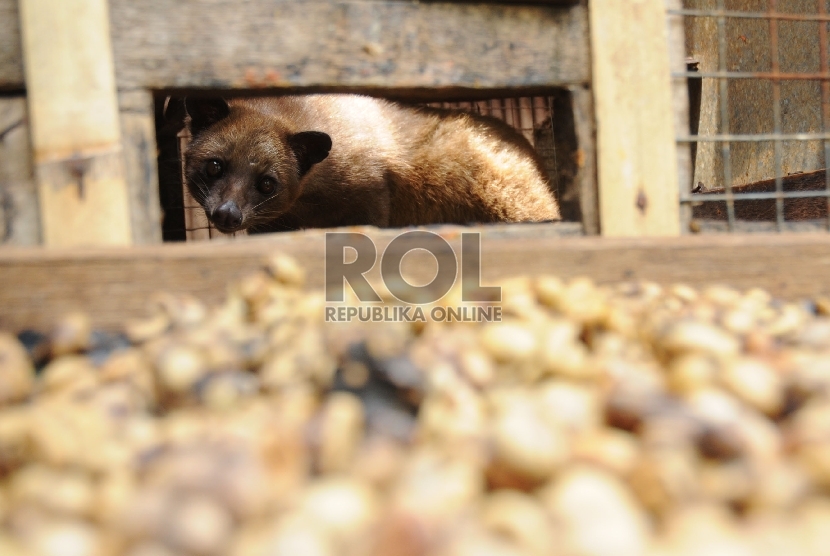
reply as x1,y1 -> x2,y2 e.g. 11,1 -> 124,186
4,254 -> 830,555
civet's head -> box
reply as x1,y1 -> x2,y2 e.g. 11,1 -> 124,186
184,98 -> 331,232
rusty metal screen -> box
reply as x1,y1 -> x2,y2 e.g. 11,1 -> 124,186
425,97 -> 559,174
671,1 -> 830,233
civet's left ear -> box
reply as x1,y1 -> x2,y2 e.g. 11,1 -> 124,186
288,131 -> 332,176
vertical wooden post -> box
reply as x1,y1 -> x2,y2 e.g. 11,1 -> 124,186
571,86 -> 600,235
0,97 -> 40,245
665,0 -> 693,234
119,90 -> 162,244
19,0 -> 132,246
590,0 -> 681,236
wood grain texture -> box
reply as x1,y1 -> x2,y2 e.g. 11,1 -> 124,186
34,152 -> 132,246
665,0 -> 693,234
0,94 -> 161,246
0,97 -> 39,245
441,0 -> 580,4
0,0 -> 590,91
591,0 -> 680,236
571,85 -> 599,235
0,0 -> 22,92
19,0 -> 121,159
119,90 -> 162,244
3,227 -> 830,332
20,0 -> 132,246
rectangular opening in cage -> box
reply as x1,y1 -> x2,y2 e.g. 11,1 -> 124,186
155,92 -> 584,242
673,0 -> 830,233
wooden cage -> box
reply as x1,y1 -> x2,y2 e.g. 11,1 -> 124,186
2,0 -> 830,332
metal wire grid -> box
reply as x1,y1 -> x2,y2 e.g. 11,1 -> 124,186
176,96 -> 560,241
670,0 -> 830,232
426,97 -> 556,149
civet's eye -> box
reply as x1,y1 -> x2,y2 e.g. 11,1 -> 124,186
258,176 -> 277,195
205,159 -> 224,177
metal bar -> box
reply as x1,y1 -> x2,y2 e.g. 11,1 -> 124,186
820,1 -> 830,231
678,132 -> 830,142
489,99 -> 504,120
668,9 -> 830,22
681,190 -> 830,202
510,98 -> 521,130
503,98 -> 515,127
770,0 -> 785,230
546,95 -> 559,200
532,96 -> 548,127
717,0 -> 735,229
518,96 -> 535,146
672,71 -> 830,80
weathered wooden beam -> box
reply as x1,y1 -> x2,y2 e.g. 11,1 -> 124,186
19,0 -> 132,246
2,228 -> 830,333
444,0 -> 581,4
118,90 -> 163,244
0,92 -> 163,246
0,0 -> 590,92
0,0 -> 22,93
571,86 -> 599,235
0,97 -> 39,245
665,0 -> 693,234
591,0 -> 681,236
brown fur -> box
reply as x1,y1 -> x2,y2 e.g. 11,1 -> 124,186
184,94 -> 560,233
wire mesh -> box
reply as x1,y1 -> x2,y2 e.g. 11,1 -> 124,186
670,0 -> 830,233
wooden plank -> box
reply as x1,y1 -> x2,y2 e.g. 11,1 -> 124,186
19,0 -> 132,246
665,0 -> 693,234
570,86 -> 599,235
2,229 -> 830,332
4,98 -> 156,245
19,0 -> 121,160
119,90 -> 162,244
0,0 -> 22,92
0,97 -> 39,245
590,0 -> 680,236
32,154 -> 132,246
460,0 -> 580,4
0,0 -> 590,92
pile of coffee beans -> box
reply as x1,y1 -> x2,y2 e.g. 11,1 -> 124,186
2,254 -> 830,555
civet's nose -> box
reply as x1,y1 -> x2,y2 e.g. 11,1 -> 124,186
212,200 -> 243,230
